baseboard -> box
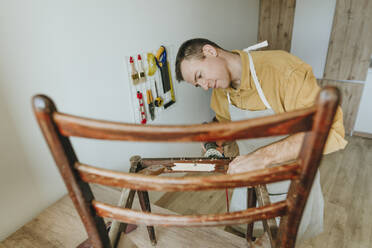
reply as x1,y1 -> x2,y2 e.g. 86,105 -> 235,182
353,131 -> 372,139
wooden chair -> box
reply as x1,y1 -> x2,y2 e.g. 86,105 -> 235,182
32,86 -> 340,248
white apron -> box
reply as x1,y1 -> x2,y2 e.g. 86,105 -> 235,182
229,41 -> 324,242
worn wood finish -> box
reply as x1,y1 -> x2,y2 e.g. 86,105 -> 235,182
258,0 -> 296,51
137,191 -> 156,245
92,200 -> 287,227
140,157 -> 233,173
318,79 -> 364,134
256,185 -> 278,248
324,0 -> 372,81
108,156 -> 141,248
276,88 -> 340,247
75,161 -> 300,191
53,107 -> 316,142
246,187 -> 257,242
32,95 -> 110,248
77,239 -> 92,248
122,198 -> 248,248
111,189 -> 135,248
32,87 -> 339,248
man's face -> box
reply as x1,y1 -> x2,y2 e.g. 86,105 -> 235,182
180,54 -> 231,90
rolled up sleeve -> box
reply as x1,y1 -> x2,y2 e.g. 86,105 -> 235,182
282,64 -> 347,154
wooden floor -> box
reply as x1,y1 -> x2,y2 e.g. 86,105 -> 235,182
300,135 -> 372,248
1,135 -> 371,247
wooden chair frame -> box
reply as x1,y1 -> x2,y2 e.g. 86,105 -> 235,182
32,87 -> 340,248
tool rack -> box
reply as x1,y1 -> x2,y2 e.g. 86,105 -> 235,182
125,45 -> 177,124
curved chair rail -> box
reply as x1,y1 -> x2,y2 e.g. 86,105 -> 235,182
75,161 -> 300,191
53,106 -> 316,142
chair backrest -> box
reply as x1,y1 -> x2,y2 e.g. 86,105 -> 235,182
32,87 -> 340,248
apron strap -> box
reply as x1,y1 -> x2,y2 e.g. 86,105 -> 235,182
244,40 -> 268,52
226,40 -> 272,110
243,40 -> 272,110
247,52 -> 272,110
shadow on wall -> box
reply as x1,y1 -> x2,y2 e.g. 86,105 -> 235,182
0,83 -> 44,241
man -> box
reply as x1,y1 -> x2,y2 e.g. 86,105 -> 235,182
175,38 -> 347,173
175,38 -> 347,241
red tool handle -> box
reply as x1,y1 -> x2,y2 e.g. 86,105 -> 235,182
137,91 -> 147,124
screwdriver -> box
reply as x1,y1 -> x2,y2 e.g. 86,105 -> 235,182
146,89 -> 155,120
154,80 -> 163,107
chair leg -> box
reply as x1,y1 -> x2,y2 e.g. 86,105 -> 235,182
246,187 -> 257,242
109,156 -> 142,248
138,190 -> 157,246
108,189 -> 137,248
77,238 -> 92,248
78,216 -> 114,248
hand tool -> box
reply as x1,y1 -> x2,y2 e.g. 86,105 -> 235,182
202,121 -> 224,159
155,46 -> 176,109
136,91 -> 147,124
147,53 -> 157,76
203,141 -> 224,158
146,89 -> 155,120
137,54 -> 146,83
129,56 -> 139,85
154,80 -> 163,107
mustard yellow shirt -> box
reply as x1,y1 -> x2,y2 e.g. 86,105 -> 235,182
211,50 -> 347,154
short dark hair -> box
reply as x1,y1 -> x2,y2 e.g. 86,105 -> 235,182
175,38 -> 223,82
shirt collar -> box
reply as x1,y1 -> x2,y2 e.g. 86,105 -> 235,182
225,50 -> 253,94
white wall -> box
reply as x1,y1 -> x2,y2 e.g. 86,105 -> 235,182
291,0 -> 372,133
0,0 -> 259,241
291,0 -> 337,78
354,68 -> 372,134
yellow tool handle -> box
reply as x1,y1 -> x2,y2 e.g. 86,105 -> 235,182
146,89 -> 153,103
155,46 -> 165,67
155,46 -> 165,59
147,53 -> 157,76
166,61 -> 176,102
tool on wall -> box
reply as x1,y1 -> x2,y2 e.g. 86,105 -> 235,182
147,53 -> 157,76
126,45 -> 176,124
146,89 -> 155,120
137,54 -> 146,83
154,80 -> 163,107
129,56 -> 140,85
155,46 -> 176,109
136,91 -> 147,124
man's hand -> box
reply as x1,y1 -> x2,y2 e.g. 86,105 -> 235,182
227,132 -> 305,174
227,153 -> 271,174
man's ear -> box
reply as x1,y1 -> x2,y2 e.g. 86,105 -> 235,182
202,44 -> 218,57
